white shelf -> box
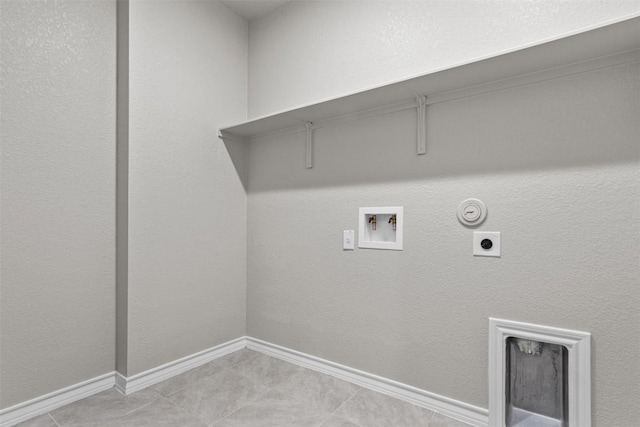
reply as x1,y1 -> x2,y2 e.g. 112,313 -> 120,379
219,15 -> 640,167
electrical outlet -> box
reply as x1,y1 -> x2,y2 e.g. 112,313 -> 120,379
473,231 -> 501,257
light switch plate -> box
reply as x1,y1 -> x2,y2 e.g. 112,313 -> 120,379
343,230 -> 355,250
473,231 -> 501,257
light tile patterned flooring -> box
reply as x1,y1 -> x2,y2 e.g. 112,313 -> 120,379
17,349 -> 473,427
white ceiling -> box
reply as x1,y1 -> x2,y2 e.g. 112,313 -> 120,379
220,0 -> 291,22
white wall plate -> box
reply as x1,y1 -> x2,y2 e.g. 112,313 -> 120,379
473,231 -> 500,257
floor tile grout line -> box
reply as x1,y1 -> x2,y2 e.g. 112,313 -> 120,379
427,408 -> 437,424
160,350 -> 266,426
423,408 -> 435,427
163,396 -> 193,422
210,362 -> 344,427
47,412 -> 61,426
160,396 -> 213,427
317,388 -> 363,427
207,406 -> 238,426
112,392 -> 165,420
208,372 -> 285,426
163,385 -> 244,427
159,348 -> 300,425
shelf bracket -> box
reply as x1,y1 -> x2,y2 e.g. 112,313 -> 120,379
217,129 -> 246,144
305,121 -> 314,169
416,95 -> 427,155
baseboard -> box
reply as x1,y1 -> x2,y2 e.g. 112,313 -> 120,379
0,337 -> 245,427
115,336 -> 246,395
0,372 -> 115,427
246,337 -> 489,427
2,336 -> 489,427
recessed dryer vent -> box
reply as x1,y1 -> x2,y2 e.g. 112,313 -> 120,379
358,207 -> 403,250
489,318 -> 591,427
506,338 -> 568,426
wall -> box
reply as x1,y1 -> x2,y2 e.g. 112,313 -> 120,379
116,0 -> 130,377
246,3 -> 640,426
125,0 -> 248,376
247,61 -> 640,427
248,0 -> 640,118
0,0 -> 116,408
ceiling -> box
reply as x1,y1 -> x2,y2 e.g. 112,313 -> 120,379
220,0 -> 291,22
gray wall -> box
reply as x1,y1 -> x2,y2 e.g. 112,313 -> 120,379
1,0 -> 249,405
2,2 -> 639,424
246,50 -> 640,427
247,4 -> 640,425
248,0 -> 640,118
0,0 -> 116,408
124,0 -> 248,376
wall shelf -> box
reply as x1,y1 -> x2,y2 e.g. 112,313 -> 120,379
218,15 -> 640,168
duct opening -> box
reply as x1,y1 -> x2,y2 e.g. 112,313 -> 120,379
505,337 -> 569,427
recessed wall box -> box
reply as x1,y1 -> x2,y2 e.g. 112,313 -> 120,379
358,207 -> 403,250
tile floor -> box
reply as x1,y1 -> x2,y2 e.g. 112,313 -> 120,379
17,349 -> 473,427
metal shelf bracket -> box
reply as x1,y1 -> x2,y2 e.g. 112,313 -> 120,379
305,121 -> 314,169
416,95 -> 427,155
218,130 -> 246,144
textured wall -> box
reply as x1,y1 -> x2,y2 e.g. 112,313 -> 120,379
247,4 -> 640,424
126,0 -> 248,376
247,54 -> 640,427
0,0 -> 116,408
248,0 -> 640,118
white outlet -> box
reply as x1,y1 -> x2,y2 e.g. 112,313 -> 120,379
473,231 -> 501,257
343,230 -> 355,250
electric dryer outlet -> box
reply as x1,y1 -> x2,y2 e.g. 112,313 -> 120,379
473,231 -> 501,257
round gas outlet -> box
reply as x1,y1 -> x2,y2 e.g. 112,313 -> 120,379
457,198 -> 487,227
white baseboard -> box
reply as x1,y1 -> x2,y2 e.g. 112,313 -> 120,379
0,337 -> 245,427
115,336 -> 246,395
246,337 -> 489,427
0,372 -> 115,427
2,336 -> 489,427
